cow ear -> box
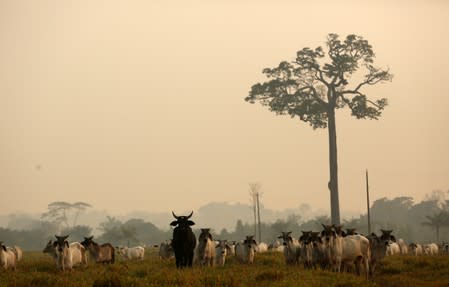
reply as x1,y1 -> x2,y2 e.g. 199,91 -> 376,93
170,221 -> 178,226
277,235 -> 282,239
187,220 -> 195,226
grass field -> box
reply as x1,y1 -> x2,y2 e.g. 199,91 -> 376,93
1,249 -> 448,287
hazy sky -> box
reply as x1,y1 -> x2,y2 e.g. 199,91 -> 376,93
1,0 -> 448,217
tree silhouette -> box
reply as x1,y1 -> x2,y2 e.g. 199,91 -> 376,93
245,34 -> 392,224
41,201 -> 92,229
421,211 -> 449,242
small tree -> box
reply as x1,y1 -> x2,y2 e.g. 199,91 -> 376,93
245,34 -> 392,224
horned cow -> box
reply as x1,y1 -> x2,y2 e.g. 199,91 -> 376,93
170,211 -> 196,268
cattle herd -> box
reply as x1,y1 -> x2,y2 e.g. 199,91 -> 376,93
1,211 -> 449,279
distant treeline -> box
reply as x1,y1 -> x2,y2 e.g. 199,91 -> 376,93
1,195 -> 448,250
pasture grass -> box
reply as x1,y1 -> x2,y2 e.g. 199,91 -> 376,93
0,250 -> 448,287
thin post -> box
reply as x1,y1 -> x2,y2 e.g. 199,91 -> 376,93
366,169 -> 371,234
256,192 -> 261,243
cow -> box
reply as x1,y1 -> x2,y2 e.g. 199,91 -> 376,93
170,211 -> 196,268
278,231 -> 300,265
43,239 -> 87,268
397,239 -> 408,255
117,246 -> 145,260
0,241 -> 16,271
53,235 -> 74,271
321,225 -> 370,279
423,243 -> 439,256
386,241 -> 401,256
299,231 -> 313,269
409,243 -> 423,256
159,240 -> 175,260
7,246 -> 22,262
268,240 -> 282,252
215,240 -> 231,266
440,242 -> 449,255
195,228 -> 215,266
81,236 -> 115,264
235,235 -> 257,264
257,242 -> 268,253
310,231 -> 328,270
366,233 -> 388,277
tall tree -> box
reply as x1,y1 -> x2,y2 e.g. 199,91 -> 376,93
245,34 -> 392,224
421,211 -> 449,242
41,201 -> 92,229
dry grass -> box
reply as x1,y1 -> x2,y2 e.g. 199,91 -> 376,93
0,250 -> 448,287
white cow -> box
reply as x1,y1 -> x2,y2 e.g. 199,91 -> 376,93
235,236 -> 257,264
257,242 -> 268,253
53,235 -> 73,271
409,243 -> 423,256
215,240 -> 231,266
397,239 -> 408,255
278,231 -> 300,265
0,242 -> 16,271
43,238 -> 87,270
7,246 -> 23,262
386,241 -> 401,256
117,246 -> 145,260
321,225 -> 370,279
423,243 -> 439,256
158,240 -> 174,260
195,228 -> 215,266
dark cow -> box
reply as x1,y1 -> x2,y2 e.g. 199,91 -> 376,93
170,211 -> 196,268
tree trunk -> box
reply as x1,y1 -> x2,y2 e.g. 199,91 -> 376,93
327,107 -> 341,225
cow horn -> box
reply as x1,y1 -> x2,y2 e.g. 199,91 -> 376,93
186,210 -> 193,219
172,211 -> 179,219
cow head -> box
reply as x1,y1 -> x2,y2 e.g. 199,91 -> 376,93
278,231 -> 293,246
321,224 -> 337,241
0,241 -> 6,252
380,229 -> 396,242
299,231 -> 312,244
199,228 -> 213,243
216,240 -> 230,255
81,236 -> 95,248
54,235 -> 69,253
310,232 -> 322,247
43,240 -> 54,253
333,224 -> 345,236
244,235 -> 257,249
170,211 -> 195,228
346,228 -> 357,236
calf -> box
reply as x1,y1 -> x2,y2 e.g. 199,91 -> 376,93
366,233 -> 388,277
195,228 -> 215,266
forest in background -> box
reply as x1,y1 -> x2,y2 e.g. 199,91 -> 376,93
1,190 -> 448,250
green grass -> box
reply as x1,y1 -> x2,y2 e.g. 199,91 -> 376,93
1,251 -> 448,287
